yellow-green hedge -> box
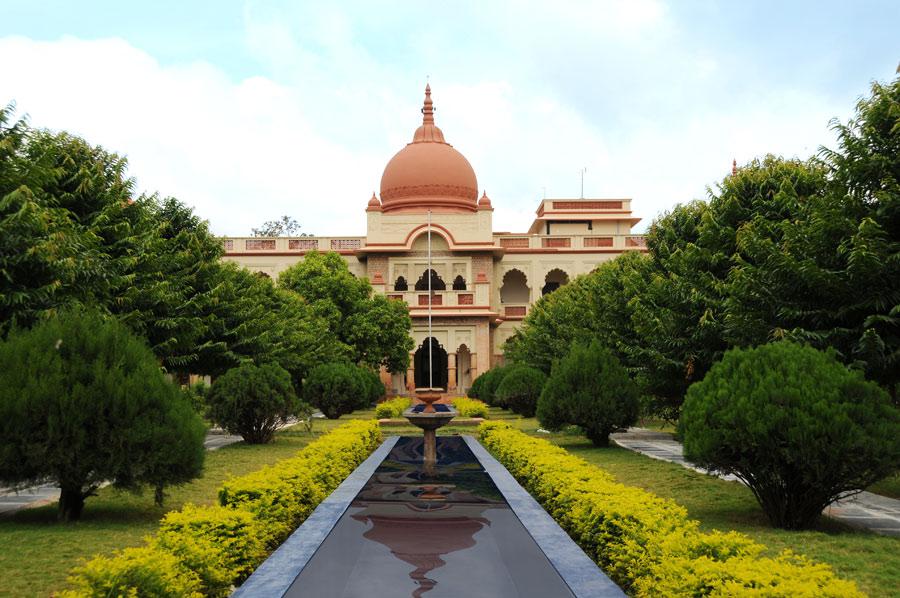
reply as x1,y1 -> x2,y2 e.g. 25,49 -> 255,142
64,420 -> 381,597
478,422 -> 862,597
453,397 -> 488,418
374,396 -> 411,419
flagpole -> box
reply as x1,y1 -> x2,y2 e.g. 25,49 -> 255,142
427,209 -> 433,390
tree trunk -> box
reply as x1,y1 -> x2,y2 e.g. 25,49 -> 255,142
58,485 -> 86,522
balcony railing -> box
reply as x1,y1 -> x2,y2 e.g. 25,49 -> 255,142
220,237 -> 366,253
384,290 -> 482,308
493,233 -> 646,250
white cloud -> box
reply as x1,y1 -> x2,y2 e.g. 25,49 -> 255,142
1,4 -> 850,238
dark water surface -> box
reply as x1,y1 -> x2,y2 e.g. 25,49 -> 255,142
286,436 -> 574,598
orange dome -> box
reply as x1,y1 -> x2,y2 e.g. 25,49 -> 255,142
379,85 -> 478,213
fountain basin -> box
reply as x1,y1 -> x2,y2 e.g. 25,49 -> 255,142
403,405 -> 458,431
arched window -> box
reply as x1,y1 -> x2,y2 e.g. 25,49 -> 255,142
500,269 -> 530,303
452,275 -> 467,290
541,268 -> 570,296
414,269 -> 446,291
394,276 -> 408,291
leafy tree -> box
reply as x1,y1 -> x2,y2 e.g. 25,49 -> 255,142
727,78 -> 899,397
207,362 -> 303,444
303,362 -> 368,419
0,309 -> 206,521
494,364 -> 547,417
358,366 -> 387,405
251,215 -> 308,237
279,251 -> 413,372
0,105 -> 93,335
537,341 -> 639,446
681,342 -> 900,529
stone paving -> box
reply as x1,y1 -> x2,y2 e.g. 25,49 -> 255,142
0,422 -> 296,516
610,428 -> 900,537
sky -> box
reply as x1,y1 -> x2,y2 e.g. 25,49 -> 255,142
1,1 -> 898,236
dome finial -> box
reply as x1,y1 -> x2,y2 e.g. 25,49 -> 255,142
421,83 -> 435,125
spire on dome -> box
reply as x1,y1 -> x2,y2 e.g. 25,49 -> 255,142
412,84 -> 446,143
732,159 -> 737,176
421,83 -> 435,125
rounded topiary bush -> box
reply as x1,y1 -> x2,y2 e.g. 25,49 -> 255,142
537,341 -> 639,446
208,362 -> 301,444
359,367 -> 386,406
0,309 -> 206,521
303,362 -> 368,419
681,341 -> 900,530
495,364 -> 547,417
471,365 -> 510,407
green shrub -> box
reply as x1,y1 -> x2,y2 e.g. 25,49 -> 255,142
359,367 -> 386,405
154,504 -> 266,595
470,365 -> 510,406
537,341 -> 639,446
207,362 -> 302,444
453,397 -> 488,418
64,546 -> 203,598
681,341 -> 900,529
0,309 -> 206,521
375,397 -> 411,419
479,422 -> 862,597
494,364 -> 547,417
303,362 -> 368,419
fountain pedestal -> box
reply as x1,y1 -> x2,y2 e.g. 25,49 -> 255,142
404,389 -> 457,472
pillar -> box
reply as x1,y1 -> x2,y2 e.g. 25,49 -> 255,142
447,352 -> 457,393
470,352 -> 478,380
406,351 -> 416,393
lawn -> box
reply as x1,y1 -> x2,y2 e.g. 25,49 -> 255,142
2,407 -> 896,597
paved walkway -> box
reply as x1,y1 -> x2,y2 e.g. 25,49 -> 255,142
0,425 -> 284,516
610,428 -> 900,537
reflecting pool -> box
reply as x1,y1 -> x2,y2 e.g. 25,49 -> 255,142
286,436 -> 574,597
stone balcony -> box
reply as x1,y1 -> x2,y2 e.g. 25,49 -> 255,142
221,237 -> 365,253
494,233 -> 646,251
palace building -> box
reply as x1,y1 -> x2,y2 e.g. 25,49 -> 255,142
222,85 -> 647,396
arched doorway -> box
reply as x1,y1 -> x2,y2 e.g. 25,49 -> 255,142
500,269 -> 530,303
414,337 -> 448,390
415,269 -> 446,291
542,268 -> 569,296
457,344 -> 472,394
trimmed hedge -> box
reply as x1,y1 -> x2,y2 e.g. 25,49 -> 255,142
65,420 -> 381,597
478,422 -> 861,597
453,397 -> 488,418
375,397 -> 411,419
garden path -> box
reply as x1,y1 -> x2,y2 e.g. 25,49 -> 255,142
0,422 -> 294,515
610,428 -> 900,537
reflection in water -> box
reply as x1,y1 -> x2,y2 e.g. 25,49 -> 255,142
353,437 -> 502,597
286,437 -> 574,598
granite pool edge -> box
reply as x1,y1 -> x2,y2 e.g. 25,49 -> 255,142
232,435 -> 400,598
462,435 -> 625,598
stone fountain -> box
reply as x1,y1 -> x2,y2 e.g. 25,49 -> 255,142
404,389 -> 457,469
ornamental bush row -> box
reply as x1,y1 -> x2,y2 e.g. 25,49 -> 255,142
63,420 -> 382,597
374,396 -> 411,419
477,422 -> 861,597
453,397 -> 488,418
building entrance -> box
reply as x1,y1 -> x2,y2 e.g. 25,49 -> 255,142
414,337 -> 448,390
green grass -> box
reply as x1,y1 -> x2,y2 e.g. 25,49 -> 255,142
0,420 -> 349,597
868,472 -> 900,500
